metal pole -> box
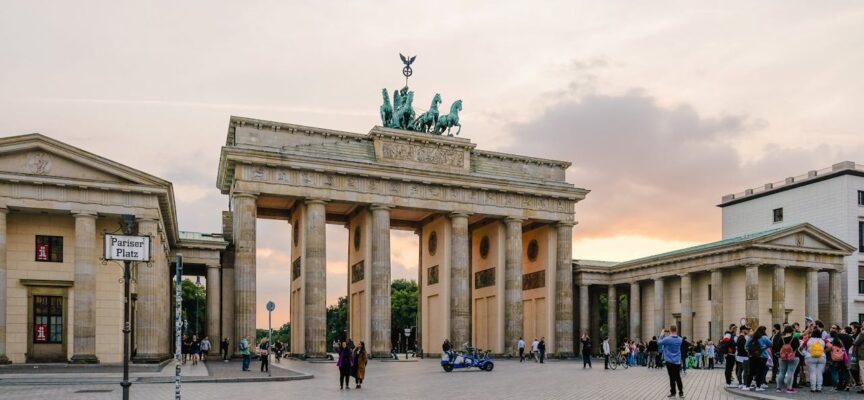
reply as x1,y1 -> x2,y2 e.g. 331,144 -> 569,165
175,255 -> 183,400
268,310 -> 272,377
121,260 -> 131,400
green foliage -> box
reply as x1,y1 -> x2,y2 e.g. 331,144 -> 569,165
326,296 -> 348,347
598,292 -> 629,342
391,279 -> 418,351
179,279 -> 206,336
256,323 -> 291,350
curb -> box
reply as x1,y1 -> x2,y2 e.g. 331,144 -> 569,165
723,387 -> 788,400
0,373 -> 314,386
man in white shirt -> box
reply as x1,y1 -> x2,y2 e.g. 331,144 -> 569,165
532,338 -> 540,362
517,337 -> 526,363
603,338 -> 611,369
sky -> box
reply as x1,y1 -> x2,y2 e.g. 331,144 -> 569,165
1,1 -> 863,328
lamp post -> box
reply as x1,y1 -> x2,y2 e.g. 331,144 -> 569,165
195,276 -> 203,336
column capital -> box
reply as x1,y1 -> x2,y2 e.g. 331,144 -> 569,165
0,207 -> 8,215
449,211 -> 472,219
232,192 -> 259,200
653,276 -> 665,282
774,264 -> 787,270
71,211 -> 98,218
504,216 -> 524,224
206,264 -> 221,270
305,198 -> 328,206
678,272 -> 690,278
369,203 -> 392,211
135,216 -> 160,223
555,221 -> 576,228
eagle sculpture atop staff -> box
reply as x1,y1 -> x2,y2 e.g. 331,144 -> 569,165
400,53 -> 416,83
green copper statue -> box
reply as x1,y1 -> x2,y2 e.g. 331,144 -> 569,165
434,99 -> 462,136
412,93 -> 441,133
380,88 -> 392,126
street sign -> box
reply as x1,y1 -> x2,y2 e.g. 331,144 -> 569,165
104,234 -> 151,262
404,328 -> 412,336
266,301 -> 276,312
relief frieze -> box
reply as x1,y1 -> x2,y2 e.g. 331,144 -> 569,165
380,142 -> 465,168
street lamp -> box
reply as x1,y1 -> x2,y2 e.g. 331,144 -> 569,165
194,276 -> 203,335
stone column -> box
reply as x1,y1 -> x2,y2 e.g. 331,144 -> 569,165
629,281 -> 641,341
206,264 -> 221,341
710,269 -> 723,341
654,278 -> 665,332
579,284 -> 590,338
133,218 -> 164,362
590,287 -> 600,351
745,264 -> 760,327
232,193 -> 257,350
829,270 -> 843,325
607,285 -> 617,350
772,265 -> 786,325
504,217 -> 523,356
370,204 -> 392,357
680,273 -> 692,340
0,208 -> 8,364
449,212 -> 470,349
805,270 -> 819,321
71,211 -> 99,363
221,264 -> 235,353
304,199 -> 328,357
554,222 -> 574,357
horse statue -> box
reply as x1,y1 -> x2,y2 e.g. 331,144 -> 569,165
390,90 -> 415,130
412,93 -> 442,133
380,88 -> 393,126
434,99 -> 462,136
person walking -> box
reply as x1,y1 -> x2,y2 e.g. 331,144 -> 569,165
190,335 -> 201,366
802,325 -> 828,392
181,335 -> 190,365
200,336 -> 211,361
581,334 -> 593,368
602,337 -> 611,369
531,338 -> 540,362
648,336 -> 659,369
776,325 -> 800,394
736,326 -> 751,390
353,341 -> 368,389
221,337 -> 230,362
658,325 -> 684,398
720,324 -> 738,387
706,341 -> 716,370
336,341 -> 354,390
538,337 -> 546,364
517,337 -> 526,363
746,326 -> 772,392
259,337 -> 270,373
273,341 -> 283,363
239,335 -> 252,372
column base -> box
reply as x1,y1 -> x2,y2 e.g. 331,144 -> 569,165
0,354 -> 10,364
556,352 -> 575,359
69,354 -> 100,364
132,353 -> 171,363
371,352 -> 395,359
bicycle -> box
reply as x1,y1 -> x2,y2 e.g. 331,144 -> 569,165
609,353 -> 629,370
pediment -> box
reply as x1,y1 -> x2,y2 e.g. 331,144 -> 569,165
756,224 -> 856,253
0,134 -> 169,188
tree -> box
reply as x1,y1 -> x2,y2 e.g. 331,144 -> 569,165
326,296 -> 348,348
178,279 -> 206,337
391,279 -> 418,352
257,322 -> 291,351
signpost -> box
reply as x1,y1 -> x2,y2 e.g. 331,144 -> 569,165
103,217 -> 151,400
175,255 -> 183,399
266,301 -> 275,377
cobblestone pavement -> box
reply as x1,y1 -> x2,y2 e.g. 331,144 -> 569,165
0,359 -> 744,400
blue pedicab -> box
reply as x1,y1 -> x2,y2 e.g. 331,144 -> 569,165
441,345 -> 494,372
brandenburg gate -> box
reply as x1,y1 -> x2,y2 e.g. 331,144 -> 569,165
217,116 -> 587,357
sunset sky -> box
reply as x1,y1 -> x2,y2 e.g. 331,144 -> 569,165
2,1 -> 863,327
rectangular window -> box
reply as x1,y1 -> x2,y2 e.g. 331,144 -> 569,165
773,208 -> 783,223
859,190 -> 864,206
860,314 -> 864,325
860,267 -> 864,294
33,295 -> 63,343
708,284 -> 712,301
860,221 -> 864,252
708,322 -> 712,340
35,236 -> 63,262
679,287 -> 682,303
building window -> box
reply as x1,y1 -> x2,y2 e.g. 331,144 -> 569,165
708,284 -> 712,301
859,190 -> 864,206
860,267 -> 864,294
35,236 -> 63,262
860,314 -> 864,324
773,208 -> 783,223
33,296 -> 63,343
860,221 -> 864,252
679,287 -> 682,303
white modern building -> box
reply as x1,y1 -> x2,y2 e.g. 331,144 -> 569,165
720,161 -> 864,325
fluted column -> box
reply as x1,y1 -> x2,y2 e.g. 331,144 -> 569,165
206,264 -> 221,341
133,218 -> 166,362
232,193 -> 257,351
829,270 -> 843,325
504,217 -> 523,356
607,285 -> 617,350
680,273 -> 692,340
555,222 -> 574,357
370,204 -> 392,357
805,270 -> 819,321
221,264 -> 235,353
745,264 -> 759,327
629,282 -> 641,341
772,265 -> 786,325
304,199 -> 328,357
579,284 -> 590,337
449,212 -> 470,349
0,208 -> 8,364
654,278 -> 665,333
71,211 -> 99,363
710,269 -> 723,341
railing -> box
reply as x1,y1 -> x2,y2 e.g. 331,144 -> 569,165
722,162 -> 860,203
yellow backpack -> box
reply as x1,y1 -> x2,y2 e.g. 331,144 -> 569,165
810,339 -> 824,358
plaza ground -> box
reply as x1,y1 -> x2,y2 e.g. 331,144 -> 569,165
0,358 -> 742,400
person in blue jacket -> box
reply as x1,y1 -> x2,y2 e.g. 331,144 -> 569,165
659,325 -> 684,398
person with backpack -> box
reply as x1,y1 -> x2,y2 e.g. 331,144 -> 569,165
721,324 -> 739,387
802,326 -> 829,392
776,325 -> 801,394
745,326 -> 772,392
736,326 -> 751,390
830,330 -> 850,391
